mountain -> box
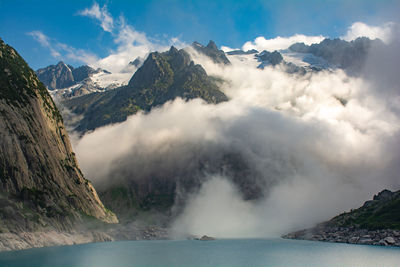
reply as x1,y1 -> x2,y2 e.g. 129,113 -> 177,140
226,49 -> 258,55
36,61 -> 75,90
289,37 -> 384,73
0,38 -> 117,237
284,189 -> 400,246
36,62 -> 123,99
36,62 -> 106,90
192,40 -> 231,65
63,46 -> 228,132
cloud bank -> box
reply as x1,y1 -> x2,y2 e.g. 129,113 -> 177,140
342,22 -> 396,43
72,27 -> 400,237
241,34 -> 325,52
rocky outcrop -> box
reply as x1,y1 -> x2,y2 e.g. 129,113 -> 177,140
192,41 -> 231,65
63,46 -> 228,132
283,189 -> 400,246
283,227 -> 400,247
0,38 -> 117,235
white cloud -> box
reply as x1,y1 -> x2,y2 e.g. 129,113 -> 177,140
242,34 -> 325,52
78,2 -> 114,33
342,22 -> 395,43
28,30 -> 99,65
74,47 -> 400,238
92,16 -> 162,72
30,2 -> 182,72
28,31 -> 61,58
76,3 -> 177,72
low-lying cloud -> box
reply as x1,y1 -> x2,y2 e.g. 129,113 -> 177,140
70,25 -> 400,238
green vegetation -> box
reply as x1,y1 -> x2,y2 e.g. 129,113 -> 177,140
0,38 -> 63,124
328,190 -> 400,230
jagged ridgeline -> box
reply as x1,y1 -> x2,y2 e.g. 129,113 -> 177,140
63,46 -> 228,132
0,38 -> 117,232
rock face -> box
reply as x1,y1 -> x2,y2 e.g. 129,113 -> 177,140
255,50 -> 283,69
63,46 -> 228,132
0,38 -> 117,234
36,62 -> 102,90
192,41 -> 231,65
283,189 -> 400,246
36,61 -> 75,90
289,37 -> 384,73
71,65 -> 101,83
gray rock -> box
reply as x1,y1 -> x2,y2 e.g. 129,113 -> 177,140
384,237 -> 396,245
358,238 -> 373,245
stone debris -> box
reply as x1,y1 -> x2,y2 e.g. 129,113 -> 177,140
283,226 -> 400,247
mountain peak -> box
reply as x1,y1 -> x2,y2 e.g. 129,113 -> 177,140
191,40 -> 231,65
206,40 -> 218,50
169,46 -> 179,54
56,61 -> 67,67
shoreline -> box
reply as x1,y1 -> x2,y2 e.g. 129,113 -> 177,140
0,225 -> 169,252
282,226 -> 400,247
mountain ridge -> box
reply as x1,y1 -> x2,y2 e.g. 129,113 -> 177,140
62,46 -> 228,132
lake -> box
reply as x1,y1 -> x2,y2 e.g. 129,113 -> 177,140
0,238 -> 399,267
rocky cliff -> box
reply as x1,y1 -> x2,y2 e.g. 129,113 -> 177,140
0,38 -> 117,236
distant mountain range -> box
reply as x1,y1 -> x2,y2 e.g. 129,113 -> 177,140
62,45 -> 228,132
36,62 -> 106,90
288,37 -> 384,74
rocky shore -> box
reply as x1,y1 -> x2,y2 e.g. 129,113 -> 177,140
283,226 -> 400,247
0,225 -> 169,251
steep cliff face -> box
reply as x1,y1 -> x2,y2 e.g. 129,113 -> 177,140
0,38 -> 117,233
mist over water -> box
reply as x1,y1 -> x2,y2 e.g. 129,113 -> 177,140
71,27 -> 400,238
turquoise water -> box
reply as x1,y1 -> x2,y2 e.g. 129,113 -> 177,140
0,238 -> 399,267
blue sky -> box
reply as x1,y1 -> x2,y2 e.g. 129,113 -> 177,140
0,0 -> 398,70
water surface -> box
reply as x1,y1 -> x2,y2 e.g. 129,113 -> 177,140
0,238 -> 399,267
